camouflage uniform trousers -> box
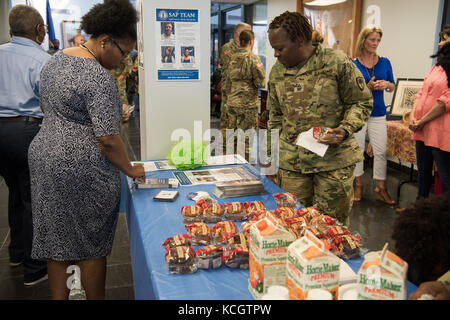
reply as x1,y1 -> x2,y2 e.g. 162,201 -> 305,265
278,165 -> 356,226
224,106 -> 258,161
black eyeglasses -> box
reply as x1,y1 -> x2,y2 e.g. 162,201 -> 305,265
110,38 -> 128,57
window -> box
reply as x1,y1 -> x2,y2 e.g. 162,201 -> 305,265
252,0 -> 267,70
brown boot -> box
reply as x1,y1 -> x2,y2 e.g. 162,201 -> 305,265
375,188 -> 395,205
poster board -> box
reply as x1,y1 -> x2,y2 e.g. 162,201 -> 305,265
155,8 -> 201,81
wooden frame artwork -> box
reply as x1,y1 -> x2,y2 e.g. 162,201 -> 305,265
389,78 -> 424,118
297,0 -> 362,58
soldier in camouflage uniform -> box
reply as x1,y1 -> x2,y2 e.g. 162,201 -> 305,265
225,30 -> 266,161
219,22 -> 251,132
267,11 -> 373,225
109,54 -> 135,121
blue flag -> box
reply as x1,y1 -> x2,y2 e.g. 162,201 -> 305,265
46,0 -> 56,49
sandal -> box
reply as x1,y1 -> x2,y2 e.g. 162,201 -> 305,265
375,188 -> 395,205
354,184 -> 363,202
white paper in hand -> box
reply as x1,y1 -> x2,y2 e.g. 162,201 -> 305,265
295,128 -> 329,157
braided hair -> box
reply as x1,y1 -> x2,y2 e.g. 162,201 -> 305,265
431,41 -> 450,88
268,11 -> 312,42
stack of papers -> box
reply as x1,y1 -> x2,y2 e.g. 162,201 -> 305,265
213,179 -> 265,198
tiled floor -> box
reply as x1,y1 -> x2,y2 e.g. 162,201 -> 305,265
0,115 -> 420,299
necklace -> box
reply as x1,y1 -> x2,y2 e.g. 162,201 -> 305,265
360,54 -> 375,80
80,44 -> 98,60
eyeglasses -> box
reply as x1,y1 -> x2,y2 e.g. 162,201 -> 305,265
110,38 -> 128,58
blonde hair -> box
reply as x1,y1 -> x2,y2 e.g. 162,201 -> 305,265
355,26 -> 383,57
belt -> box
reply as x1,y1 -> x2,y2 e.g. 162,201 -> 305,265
0,116 -> 42,123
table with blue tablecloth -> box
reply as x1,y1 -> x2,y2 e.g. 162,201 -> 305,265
123,162 -> 417,300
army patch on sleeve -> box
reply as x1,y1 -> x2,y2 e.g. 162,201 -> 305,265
356,77 -> 365,91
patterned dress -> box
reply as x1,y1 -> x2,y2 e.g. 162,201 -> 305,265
29,51 -> 122,261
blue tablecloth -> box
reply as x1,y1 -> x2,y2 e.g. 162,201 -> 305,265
124,162 -> 417,300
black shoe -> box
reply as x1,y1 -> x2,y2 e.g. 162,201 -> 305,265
9,260 -> 23,267
24,270 -> 48,286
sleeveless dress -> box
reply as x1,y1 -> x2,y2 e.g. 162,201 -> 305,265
29,51 -> 122,261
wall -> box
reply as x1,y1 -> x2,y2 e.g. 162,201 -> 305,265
361,0 -> 443,104
265,0 -> 297,82
0,0 -> 9,44
138,0 -> 211,160
9,0 -> 102,49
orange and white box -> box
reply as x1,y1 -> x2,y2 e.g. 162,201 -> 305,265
357,243 -> 408,300
286,230 -> 340,300
248,213 -> 295,300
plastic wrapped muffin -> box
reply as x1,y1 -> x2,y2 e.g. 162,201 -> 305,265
162,234 -> 192,250
284,216 -> 308,238
244,201 -> 265,214
203,203 -> 223,223
196,245 -> 225,269
212,221 -> 238,244
273,192 -> 298,208
165,246 -> 198,274
185,222 -> 211,245
181,205 -> 202,223
273,207 -> 298,220
223,244 -> 249,269
224,233 -> 247,248
297,206 -> 321,222
330,235 -> 361,260
223,202 -> 247,221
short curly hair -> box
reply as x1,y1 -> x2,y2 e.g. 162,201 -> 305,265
392,192 -> 450,285
268,11 -> 312,43
81,0 -> 137,40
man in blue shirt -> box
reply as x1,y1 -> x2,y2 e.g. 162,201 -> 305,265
0,4 -> 50,286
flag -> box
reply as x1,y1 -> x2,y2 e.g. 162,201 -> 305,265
46,0 -> 56,49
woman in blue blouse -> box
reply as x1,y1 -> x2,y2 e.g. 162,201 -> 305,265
353,26 -> 396,205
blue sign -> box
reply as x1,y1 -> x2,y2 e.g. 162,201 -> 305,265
158,70 -> 199,81
156,9 -> 198,22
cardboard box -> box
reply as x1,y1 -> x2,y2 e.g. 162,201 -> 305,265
286,230 -> 340,300
357,243 -> 408,300
248,213 -> 295,299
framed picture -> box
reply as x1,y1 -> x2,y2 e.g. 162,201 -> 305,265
298,0 -> 362,58
61,20 -> 90,49
389,78 -> 424,118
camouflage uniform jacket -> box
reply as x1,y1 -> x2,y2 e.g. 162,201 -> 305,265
109,55 -> 135,105
268,43 -> 373,174
219,39 -> 240,105
226,48 -> 265,109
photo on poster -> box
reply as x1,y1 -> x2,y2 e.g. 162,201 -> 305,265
161,46 -> 175,63
161,21 -> 175,40
181,46 -> 195,63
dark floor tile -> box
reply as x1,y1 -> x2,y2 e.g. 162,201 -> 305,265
106,263 -> 134,289
0,276 -> 50,300
105,286 -> 135,300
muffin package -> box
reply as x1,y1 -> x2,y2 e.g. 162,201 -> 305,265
165,246 -> 198,274
196,245 -> 225,269
223,202 -> 246,221
203,203 -> 224,223
212,221 -> 238,244
181,205 -> 202,223
185,222 -> 211,245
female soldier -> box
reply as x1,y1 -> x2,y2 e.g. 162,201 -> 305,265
225,30 -> 265,161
